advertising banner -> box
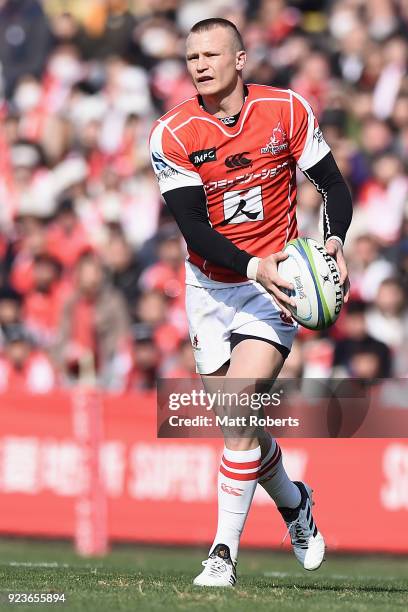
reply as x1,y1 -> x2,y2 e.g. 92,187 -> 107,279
0,391 -> 407,552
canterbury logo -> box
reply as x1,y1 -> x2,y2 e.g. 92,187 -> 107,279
221,483 -> 244,496
225,152 -> 252,170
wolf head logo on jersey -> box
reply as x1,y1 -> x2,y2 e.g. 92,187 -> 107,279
261,122 -> 288,155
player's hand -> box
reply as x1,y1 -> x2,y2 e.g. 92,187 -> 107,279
256,252 -> 296,317
325,238 -> 350,303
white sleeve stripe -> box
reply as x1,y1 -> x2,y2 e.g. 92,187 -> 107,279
165,125 -> 188,155
150,119 -> 202,195
156,96 -> 196,120
290,89 -> 331,171
290,89 -> 313,114
300,145 -> 331,171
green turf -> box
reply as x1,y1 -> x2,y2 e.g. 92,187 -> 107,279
0,539 -> 407,611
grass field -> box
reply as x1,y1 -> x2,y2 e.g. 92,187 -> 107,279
0,539 -> 407,611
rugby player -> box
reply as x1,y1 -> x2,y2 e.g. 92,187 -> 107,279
150,18 -> 352,587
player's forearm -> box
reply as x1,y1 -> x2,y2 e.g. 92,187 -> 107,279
303,152 -> 353,244
163,186 -> 252,276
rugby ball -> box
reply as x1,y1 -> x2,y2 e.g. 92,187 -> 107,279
278,237 -> 343,330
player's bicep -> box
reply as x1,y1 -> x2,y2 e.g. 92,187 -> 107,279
163,186 -> 209,230
149,123 -> 203,194
288,90 -> 330,172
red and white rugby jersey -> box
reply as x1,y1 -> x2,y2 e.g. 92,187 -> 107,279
149,84 -> 330,285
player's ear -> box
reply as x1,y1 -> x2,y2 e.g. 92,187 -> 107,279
236,50 -> 246,71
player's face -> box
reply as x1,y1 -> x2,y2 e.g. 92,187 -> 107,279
186,27 -> 246,99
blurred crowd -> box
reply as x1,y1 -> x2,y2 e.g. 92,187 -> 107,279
0,0 -> 407,393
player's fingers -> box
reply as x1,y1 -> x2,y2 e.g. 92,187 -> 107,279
273,251 -> 289,263
270,285 -> 296,308
335,250 -> 348,286
271,273 -> 294,292
324,242 -> 338,257
343,277 -> 351,304
274,298 -> 292,319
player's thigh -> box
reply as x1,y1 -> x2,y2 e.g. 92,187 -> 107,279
185,284 -> 232,375
221,340 -> 285,450
232,282 -> 297,361
228,338 -> 285,379
201,362 -> 229,397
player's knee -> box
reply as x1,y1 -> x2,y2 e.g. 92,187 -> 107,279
224,437 -> 259,451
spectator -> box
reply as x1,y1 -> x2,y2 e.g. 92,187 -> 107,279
366,278 -> 408,354
357,154 -> 408,245
140,224 -> 185,300
0,323 -> 56,393
10,215 -> 48,295
53,250 -> 130,386
23,253 -> 68,347
0,286 -> 23,348
123,323 -> 160,391
333,300 -> 392,377
347,234 -> 394,302
85,0 -> 138,61
103,229 -> 142,307
135,289 -> 183,357
0,0 -> 52,98
166,337 -> 198,378
46,197 -> 91,270
0,140 -> 54,229
348,341 -> 391,380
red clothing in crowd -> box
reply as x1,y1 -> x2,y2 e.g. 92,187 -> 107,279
141,261 -> 185,299
166,366 -> 199,379
46,221 -> 91,269
10,255 -> 35,295
69,297 -> 96,355
23,280 -> 71,345
0,351 -> 56,393
154,322 -> 184,356
141,263 -> 188,338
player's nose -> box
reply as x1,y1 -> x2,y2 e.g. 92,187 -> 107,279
196,55 -> 209,72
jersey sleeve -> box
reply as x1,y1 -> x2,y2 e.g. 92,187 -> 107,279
149,120 -> 203,195
288,90 -> 331,172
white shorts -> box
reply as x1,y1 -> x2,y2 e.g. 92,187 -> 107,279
185,281 -> 298,374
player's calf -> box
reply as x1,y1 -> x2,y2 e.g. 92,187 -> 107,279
193,444 -> 260,587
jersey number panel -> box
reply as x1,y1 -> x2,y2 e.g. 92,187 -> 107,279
221,186 -> 264,225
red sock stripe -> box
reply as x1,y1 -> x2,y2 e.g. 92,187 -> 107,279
258,445 -> 282,478
221,455 -> 261,470
260,443 -> 280,470
219,464 -> 259,481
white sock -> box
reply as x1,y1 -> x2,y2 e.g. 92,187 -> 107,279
259,435 -> 301,509
210,445 -> 261,563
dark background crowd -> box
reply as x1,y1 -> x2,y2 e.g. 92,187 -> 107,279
0,0 -> 407,392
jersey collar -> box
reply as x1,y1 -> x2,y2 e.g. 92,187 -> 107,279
196,84 -> 250,127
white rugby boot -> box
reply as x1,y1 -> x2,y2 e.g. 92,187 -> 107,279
279,481 -> 325,571
193,543 -> 237,587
